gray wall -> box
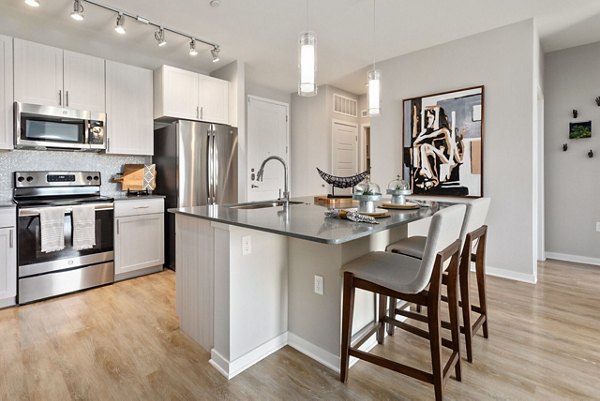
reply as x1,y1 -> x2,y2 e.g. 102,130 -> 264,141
371,19 -> 538,281
545,41 -> 600,262
0,150 -> 149,200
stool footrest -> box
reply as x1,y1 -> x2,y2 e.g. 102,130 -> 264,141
348,348 -> 434,384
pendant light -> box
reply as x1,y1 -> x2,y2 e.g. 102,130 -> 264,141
368,0 -> 381,116
298,0 -> 317,96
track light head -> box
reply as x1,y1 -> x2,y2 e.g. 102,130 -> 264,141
70,0 -> 84,21
211,46 -> 220,62
154,27 -> 166,47
114,13 -> 126,34
25,0 -> 40,7
189,39 -> 198,56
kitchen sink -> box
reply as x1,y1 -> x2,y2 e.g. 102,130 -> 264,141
226,200 -> 305,210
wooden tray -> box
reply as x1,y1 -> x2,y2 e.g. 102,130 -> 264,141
381,202 -> 420,210
314,195 -> 357,208
341,208 -> 390,219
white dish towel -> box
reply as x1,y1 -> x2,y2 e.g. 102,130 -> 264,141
72,205 -> 96,250
40,207 -> 66,253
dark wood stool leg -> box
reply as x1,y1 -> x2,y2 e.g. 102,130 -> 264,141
460,248 -> 474,363
377,294 -> 386,344
387,297 -> 396,336
340,272 -> 356,383
475,249 -> 489,339
428,264 -> 444,401
448,255 -> 462,381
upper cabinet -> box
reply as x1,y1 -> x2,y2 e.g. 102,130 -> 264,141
13,38 -> 105,113
154,65 -> 229,125
0,35 -> 13,151
106,60 -> 154,155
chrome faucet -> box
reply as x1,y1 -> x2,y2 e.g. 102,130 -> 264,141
256,155 -> 289,210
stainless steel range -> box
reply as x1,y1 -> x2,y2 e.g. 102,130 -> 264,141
13,171 -> 114,304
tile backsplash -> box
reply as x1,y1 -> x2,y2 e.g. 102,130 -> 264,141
0,149 -> 151,200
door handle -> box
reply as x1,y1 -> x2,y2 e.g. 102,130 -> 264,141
59,90 -> 62,106
9,229 -> 13,248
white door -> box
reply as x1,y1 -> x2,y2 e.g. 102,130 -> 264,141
0,35 -> 13,150
198,75 -> 229,125
247,96 -> 289,201
13,38 -> 63,107
332,121 -> 358,194
63,50 -> 105,112
106,60 -> 153,155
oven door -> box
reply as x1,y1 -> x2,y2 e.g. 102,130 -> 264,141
17,204 -> 114,277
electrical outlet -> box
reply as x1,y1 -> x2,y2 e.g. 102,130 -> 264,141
314,275 -> 324,295
596,222 -> 600,232
242,235 -> 252,255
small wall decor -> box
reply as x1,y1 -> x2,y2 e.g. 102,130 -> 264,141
572,109 -> 578,118
589,150 -> 594,158
595,96 -> 600,106
402,85 -> 484,197
563,143 -> 568,151
569,121 -> 592,139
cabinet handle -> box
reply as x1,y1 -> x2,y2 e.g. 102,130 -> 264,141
196,106 -> 199,119
133,206 -> 150,209
200,106 -> 204,120
9,229 -> 13,248
107,138 -> 110,152
116,219 -> 120,235
66,90 -> 69,107
59,90 -> 62,106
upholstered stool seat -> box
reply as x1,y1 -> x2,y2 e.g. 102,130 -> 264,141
386,236 -> 427,259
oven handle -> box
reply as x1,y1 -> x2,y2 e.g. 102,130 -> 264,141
18,203 -> 114,217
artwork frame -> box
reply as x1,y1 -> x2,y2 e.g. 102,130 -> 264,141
569,121 -> 591,140
402,85 -> 484,198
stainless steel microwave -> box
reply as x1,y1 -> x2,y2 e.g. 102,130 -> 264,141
14,102 -> 106,151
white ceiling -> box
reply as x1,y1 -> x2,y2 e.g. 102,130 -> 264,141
2,0 -> 600,95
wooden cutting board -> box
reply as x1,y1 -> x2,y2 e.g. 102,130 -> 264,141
314,195 -> 357,208
114,164 -> 156,191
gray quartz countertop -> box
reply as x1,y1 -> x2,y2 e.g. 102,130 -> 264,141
169,197 -> 451,244
112,194 -> 166,201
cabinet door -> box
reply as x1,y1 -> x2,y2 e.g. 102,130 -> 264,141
106,61 -> 153,155
0,227 -> 17,304
63,50 -> 105,112
198,75 -> 229,125
158,66 -> 199,120
13,38 -> 63,107
114,214 -> 164,275
0,35 -> 13,150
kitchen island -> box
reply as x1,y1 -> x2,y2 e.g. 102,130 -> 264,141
169,198 -> 446,379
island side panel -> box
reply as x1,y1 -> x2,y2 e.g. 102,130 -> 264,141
175,214 -> 214,352
287,225 -> 408,371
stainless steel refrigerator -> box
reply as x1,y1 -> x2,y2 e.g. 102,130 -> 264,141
154,120 -> 238,269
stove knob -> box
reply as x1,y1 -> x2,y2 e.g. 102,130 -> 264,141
93,176 -> 99,181
87,176 -> 93,181
17,176 -> 24,182
26,176 -> 33,182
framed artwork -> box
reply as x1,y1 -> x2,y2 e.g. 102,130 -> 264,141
402,85 -> 484,197
569,121 -> 591,139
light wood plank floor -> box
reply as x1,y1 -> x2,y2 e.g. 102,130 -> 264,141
1,259 -> 599,401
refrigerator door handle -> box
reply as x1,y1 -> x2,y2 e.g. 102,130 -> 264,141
207,128 -> 213,204
211,125 -> 217,204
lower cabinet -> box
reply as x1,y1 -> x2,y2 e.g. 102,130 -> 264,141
114,199 -> 164,280
0,208 -> 16,308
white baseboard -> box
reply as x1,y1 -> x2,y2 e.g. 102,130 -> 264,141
209,333 -> 288,379
473,264 -> 537,284
0,297 -> 16,309
287,332 -> 341,372
545,252 -> 600,267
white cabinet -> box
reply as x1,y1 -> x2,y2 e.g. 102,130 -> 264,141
14,38 -> 105,112
106,60 -> 154,155
114,199 -> 164,280
0,208 -> 16,308
0,35 -> 13,150
154,65 -> 229,125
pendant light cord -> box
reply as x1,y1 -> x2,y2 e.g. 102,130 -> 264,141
372,0 -> 376,70
306,0 -> 309,31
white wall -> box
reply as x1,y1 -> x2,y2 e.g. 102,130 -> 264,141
545,41 -> 600,263
371,19 -> 538,282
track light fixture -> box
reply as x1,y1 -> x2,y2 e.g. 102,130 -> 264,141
31,0 -> 221,60
70,0 -> 84,21
114,12 -> 126,34
154,27 -> 166,47
211,46 -> 220,63
189,39 -> 198,56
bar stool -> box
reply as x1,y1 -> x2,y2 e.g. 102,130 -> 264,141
386,197 -> 490,362
340,204 -> 466,401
